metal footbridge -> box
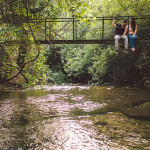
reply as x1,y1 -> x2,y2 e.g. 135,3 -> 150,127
1,15 -> 150,44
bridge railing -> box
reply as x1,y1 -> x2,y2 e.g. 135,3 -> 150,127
28,16 -> 150,42
29,17 -> 114,41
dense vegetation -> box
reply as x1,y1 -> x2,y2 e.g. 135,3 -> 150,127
0,0 -> 150,87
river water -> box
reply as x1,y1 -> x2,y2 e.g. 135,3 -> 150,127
0,85 -> 150,150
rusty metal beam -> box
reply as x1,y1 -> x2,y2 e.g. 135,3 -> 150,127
36,40 -> 114,44
1,39 -> 150,45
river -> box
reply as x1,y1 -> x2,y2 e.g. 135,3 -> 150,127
0,85 -> 150,150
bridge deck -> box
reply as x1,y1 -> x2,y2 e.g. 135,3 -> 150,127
1,39 -> 150,45
37,40 -> 150,44
37,40 -> 113,44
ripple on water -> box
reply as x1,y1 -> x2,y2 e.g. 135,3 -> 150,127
33,85 -> 90,91
27,93 -> 106,116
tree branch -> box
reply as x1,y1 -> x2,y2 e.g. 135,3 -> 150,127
118,0 -> 137,15
25,0 -> 40,65
4,64 -> 27,83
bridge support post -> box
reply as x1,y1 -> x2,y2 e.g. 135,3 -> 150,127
73,18 -> 75,40
102,17 -> 104,40
45,18 -> 47,41
128,16 -> 129,36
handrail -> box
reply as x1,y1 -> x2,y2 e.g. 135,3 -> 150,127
28,15 -> 150,21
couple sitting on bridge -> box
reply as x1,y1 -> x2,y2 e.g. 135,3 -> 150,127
112,16 -> 137,53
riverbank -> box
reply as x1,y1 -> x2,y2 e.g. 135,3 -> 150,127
0,82 -> 24,91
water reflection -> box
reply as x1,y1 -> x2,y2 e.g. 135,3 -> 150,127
0,92 -> 41,149
0,85 -> 150,149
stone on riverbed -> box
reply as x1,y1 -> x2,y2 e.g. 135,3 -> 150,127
123,102 -> 150,120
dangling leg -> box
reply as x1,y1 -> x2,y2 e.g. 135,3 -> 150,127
129,35 -> 134,51
133,35 -> 138,51
114,35 -> 121,52
123,35 -> 128,50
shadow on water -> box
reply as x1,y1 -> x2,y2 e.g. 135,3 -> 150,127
0,85 -> 150,149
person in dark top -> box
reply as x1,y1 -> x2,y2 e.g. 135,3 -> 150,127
112,16 -> 128,53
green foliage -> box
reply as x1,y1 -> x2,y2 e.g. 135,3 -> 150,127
89,44 -> 150,87
62,45 -> 93,83
56,0 -> 90,18
59,43 -> 150,87
0,46 -> 9,82
23,46 -> 48,85
106,51 -> 140,86
89,0 -> 150,17
45,45 -> 68,84
88,45 -> 114,84
47,70 -> 68,84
